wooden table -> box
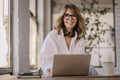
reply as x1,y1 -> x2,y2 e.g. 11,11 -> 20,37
1,75 -> 120,80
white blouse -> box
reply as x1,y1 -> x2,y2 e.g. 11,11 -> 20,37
40,30 -> 85,77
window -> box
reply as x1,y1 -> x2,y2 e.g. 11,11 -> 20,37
0,0 -> 12,74
29,0 -> 39,70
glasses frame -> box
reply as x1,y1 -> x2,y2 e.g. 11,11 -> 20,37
63,14 -> 77,20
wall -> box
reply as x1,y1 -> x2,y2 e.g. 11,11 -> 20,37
114,0 -> 120,75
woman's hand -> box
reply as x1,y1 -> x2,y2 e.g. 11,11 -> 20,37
47,68 -> 52,75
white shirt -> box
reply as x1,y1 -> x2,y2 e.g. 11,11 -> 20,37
40,30 -> 85,77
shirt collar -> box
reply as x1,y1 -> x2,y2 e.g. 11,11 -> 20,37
60,29 -> 77,39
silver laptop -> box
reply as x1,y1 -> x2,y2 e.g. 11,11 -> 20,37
52,54 -> 91,76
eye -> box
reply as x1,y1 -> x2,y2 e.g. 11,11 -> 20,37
64,14 -> 70,17
71,15 -> 77,19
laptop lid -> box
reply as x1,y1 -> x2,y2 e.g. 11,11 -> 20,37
52,54 -> 91,76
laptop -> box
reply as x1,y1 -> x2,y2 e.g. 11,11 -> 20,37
52,54 -> 91,76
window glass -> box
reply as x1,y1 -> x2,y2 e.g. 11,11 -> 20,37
0,0 -> 10,68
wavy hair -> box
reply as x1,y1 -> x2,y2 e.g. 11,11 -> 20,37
53,3 -> 85,40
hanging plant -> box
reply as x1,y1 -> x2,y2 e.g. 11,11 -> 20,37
79,0 -> 113,53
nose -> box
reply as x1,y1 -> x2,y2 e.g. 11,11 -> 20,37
68,16 -> 73,20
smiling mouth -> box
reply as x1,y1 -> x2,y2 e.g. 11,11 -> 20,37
67,22 -> 74,25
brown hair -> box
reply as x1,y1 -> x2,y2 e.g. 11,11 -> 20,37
53,3 -> 85,40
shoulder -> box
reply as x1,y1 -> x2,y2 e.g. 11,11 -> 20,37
47,30 -> 58,37
45,30 -> 58,40
48,30 -> 58,36
42,30 -> 58,46
78,37 -> 85,42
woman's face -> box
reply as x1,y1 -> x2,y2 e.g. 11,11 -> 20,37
63,9 -> 77,32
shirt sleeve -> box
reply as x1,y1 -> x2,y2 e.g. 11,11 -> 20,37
40,33 -> 57,76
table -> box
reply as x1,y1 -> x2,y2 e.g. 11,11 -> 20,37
1,75 -> 120,80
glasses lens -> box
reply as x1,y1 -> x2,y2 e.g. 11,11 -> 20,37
72,15 -> 77,20
64,14 -> 70,19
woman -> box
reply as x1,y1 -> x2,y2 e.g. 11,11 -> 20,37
40,3 -> 97,77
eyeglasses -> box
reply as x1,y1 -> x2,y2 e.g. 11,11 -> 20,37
64,14 -> 77,20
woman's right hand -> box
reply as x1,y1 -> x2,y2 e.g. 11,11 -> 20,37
47,68 -> 52,75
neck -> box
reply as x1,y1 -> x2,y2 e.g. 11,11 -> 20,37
66,28 -> 72,33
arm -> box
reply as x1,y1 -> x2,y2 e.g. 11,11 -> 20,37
40,33 -> 57,76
